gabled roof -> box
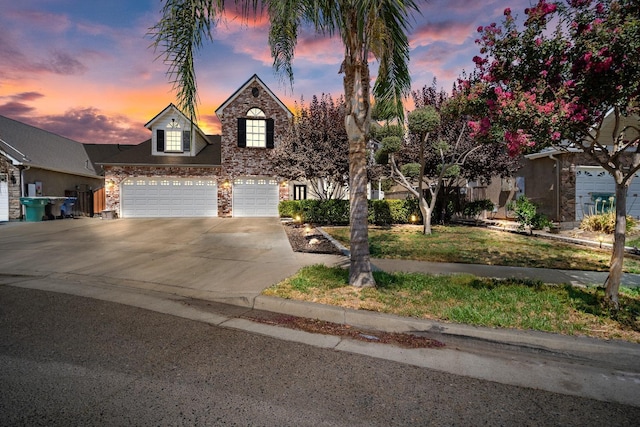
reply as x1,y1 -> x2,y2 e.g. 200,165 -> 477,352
144,103 -> 209,140
98,135 -> 222,167
0,115 -> 98,178
215,74 -> 293,118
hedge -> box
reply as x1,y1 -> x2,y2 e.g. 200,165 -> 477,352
279,199 -> 423,225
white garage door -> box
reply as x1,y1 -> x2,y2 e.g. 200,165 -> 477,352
233,178 -> 279,217
121,177 -> 217,218
575,167 -> 640,220
0,180 -> 8,222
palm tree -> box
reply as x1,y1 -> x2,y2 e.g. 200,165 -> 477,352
150,0 -> 420,287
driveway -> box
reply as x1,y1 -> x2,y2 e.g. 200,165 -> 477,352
0,218 -> 345,306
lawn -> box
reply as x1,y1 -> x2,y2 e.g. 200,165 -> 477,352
264,265 -> 640,343
324,224 -> 640,273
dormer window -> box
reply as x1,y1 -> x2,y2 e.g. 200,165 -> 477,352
155,118 -> 191,154
166,120 -> 182,151
237,108 -> 274,149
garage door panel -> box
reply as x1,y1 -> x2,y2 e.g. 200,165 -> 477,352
122,177 -> 217,218
0,181 -> 9,221
576,168 -> 640,220
233,178 -> 278,217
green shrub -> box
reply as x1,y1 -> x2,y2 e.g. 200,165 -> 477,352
462,199 -> 494,218
280,198 -> 426,226
507,196 -> 549,233
299,199 -> 350,225
580,212 -> 636,234
279,200 -> 302,218
368,200 -> 393,225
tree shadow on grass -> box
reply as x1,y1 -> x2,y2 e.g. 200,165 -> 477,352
566,285 -> 640,332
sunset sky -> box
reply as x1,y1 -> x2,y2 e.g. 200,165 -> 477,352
0,0 -> 532,144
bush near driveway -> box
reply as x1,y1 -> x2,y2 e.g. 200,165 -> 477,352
278,199 -> 422,225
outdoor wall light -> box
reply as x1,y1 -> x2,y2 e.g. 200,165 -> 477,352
281,181 -> 288,187
106,179 -> 115,191
10,172 -> 16,184
223,179 -> 230,188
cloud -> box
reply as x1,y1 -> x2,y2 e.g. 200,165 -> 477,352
45,51 -> 88,75
12,92 -> 44,102
0,102 -> 36,117
34,108 -> 149,144
410,20 -> 477,48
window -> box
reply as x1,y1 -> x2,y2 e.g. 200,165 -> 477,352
237,108 -> 275,148
156,119 -> 191,153
166,121 -> 182,151
294,185 -> 307,200
246,108 -> 266,147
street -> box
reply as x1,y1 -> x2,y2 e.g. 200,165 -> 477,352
1,286 -> 637,426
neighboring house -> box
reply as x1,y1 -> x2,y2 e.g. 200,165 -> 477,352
0,115 -> 103,221
100,74 -> 293,218
479,113 -> 640,224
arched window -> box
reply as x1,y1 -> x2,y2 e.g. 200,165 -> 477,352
237,108 -> 274,149
246,108 -> 266,147
165,120 -> 182,151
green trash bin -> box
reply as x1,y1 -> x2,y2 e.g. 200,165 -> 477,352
20,197 -> 50,222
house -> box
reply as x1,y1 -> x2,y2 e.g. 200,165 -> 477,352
100,74 -> 294,218
476,112 -> 640,224
0,115 -> 103,221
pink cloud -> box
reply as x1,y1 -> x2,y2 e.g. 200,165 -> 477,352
410,21 -> 477,48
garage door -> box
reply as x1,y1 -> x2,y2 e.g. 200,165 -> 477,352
0,180 -> 8,222
233,178 -> 279,217
575,167 -> 640,220
121,178 -> 217,218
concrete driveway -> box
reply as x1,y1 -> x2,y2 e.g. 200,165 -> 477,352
0,218 -> 345,306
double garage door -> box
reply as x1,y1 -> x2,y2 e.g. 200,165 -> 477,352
121,178 -> 217,218
120,177 -> 279,218
575,167 -> 640,220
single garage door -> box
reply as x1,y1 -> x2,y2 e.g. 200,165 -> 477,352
0,180 -> 8,222
575,167 -> 640,220
121,177 -> 217,218
233,178 -> 279,217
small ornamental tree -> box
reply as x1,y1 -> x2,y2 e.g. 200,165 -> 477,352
374,83 -> 519,234
465,0 -> 640,308
271,94 -> 349,200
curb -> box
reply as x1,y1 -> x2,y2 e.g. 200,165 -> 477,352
253,295 -> 640,362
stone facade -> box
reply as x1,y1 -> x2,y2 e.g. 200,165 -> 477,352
1,156 -> 22,220
104,166 -> 221,213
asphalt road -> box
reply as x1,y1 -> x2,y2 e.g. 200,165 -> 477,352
1,286 -> 638,426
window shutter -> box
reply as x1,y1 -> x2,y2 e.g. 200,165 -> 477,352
156,129 -> 165,152
182,130 -> 191,152
237,118 -> 247,147
266,118 -> 274,148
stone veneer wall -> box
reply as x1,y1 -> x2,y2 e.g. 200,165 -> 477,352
1,156 -> 22,220
104,166 -> 221,214
217,80 -> 292,217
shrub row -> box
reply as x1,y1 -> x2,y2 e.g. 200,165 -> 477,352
580,212 -> 637,234
279,199 -> 423,225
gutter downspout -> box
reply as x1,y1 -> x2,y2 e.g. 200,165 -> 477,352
549,154 -> 561,222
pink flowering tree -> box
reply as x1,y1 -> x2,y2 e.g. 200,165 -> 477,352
464,0 -> 640,307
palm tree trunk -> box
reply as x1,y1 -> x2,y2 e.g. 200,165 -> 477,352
605,182 -> 627,308
343,49 -> 375,288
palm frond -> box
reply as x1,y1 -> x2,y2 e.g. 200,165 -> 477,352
149,0 -> 224,120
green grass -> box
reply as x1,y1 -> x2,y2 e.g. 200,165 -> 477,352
324,224 -> 640,273
264,265 -> 640,342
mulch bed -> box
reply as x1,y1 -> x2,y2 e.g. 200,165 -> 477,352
282,221 -> 344,255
